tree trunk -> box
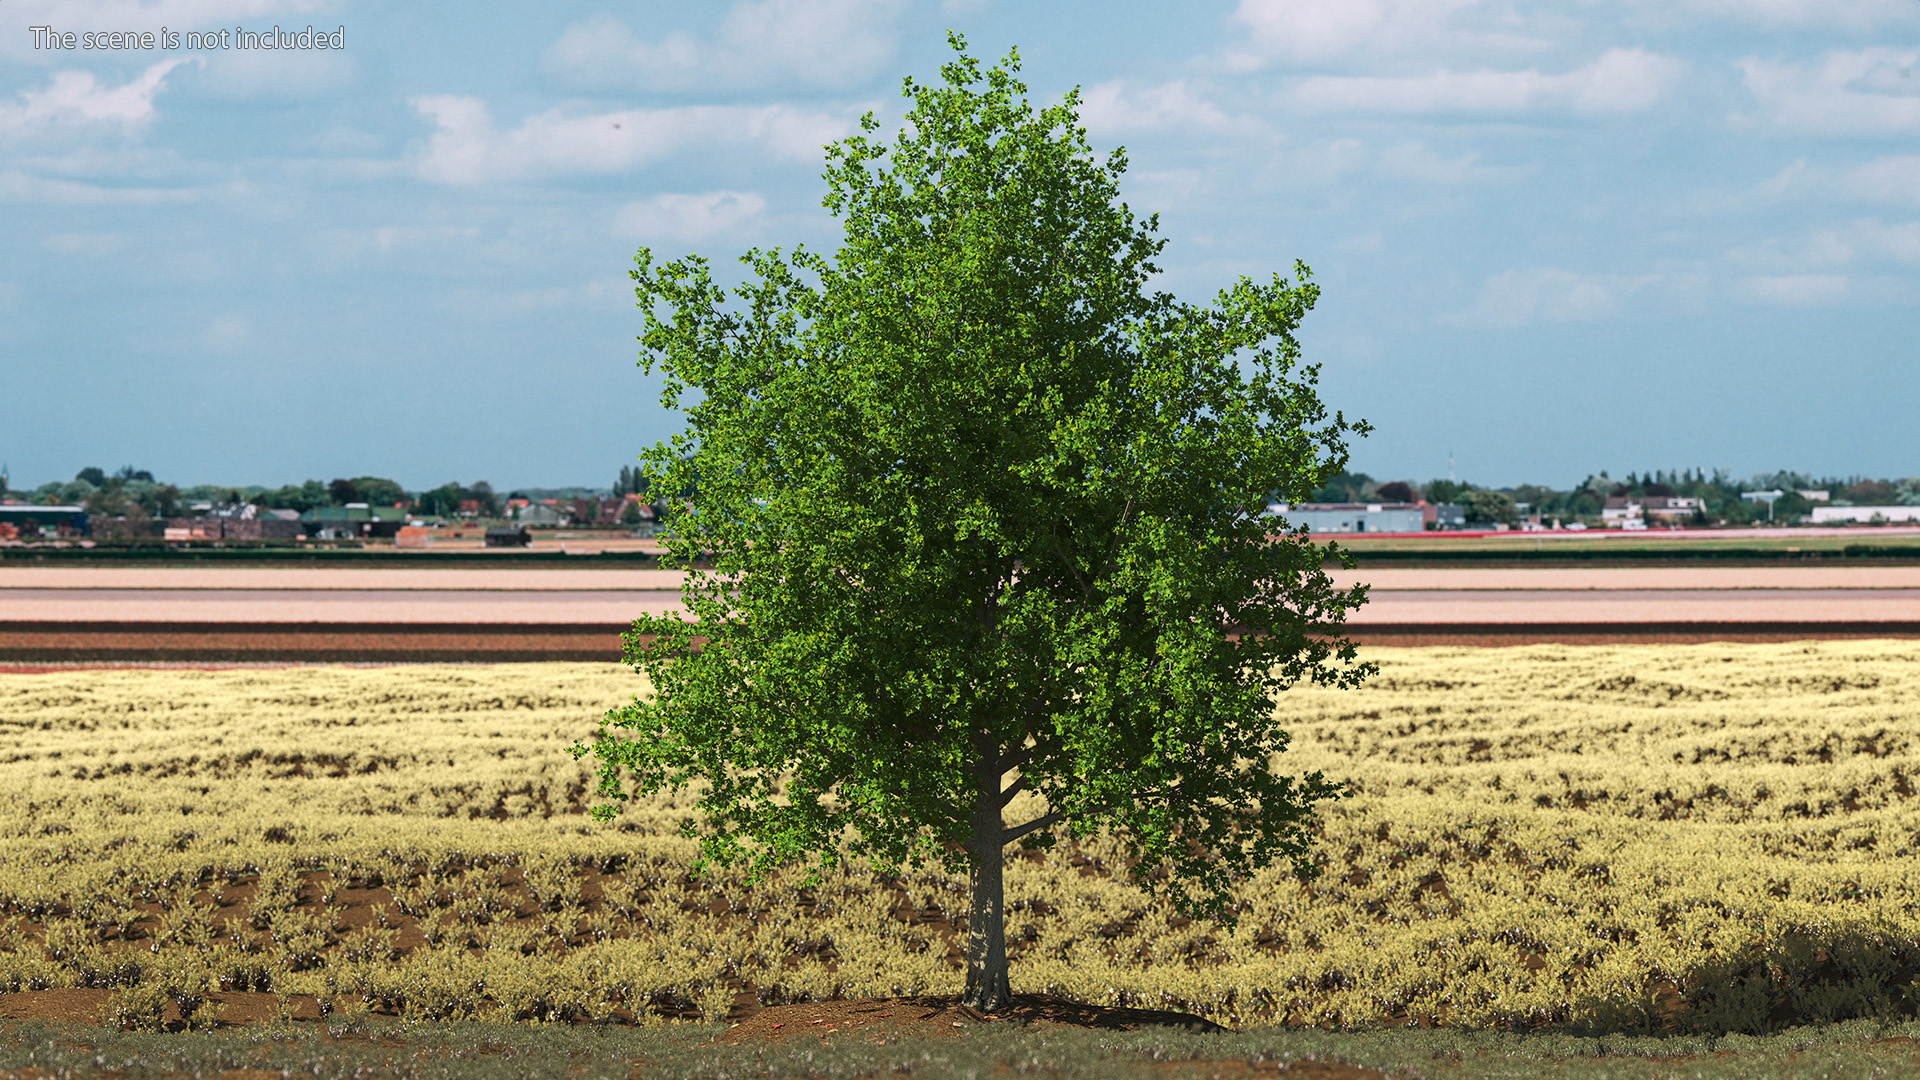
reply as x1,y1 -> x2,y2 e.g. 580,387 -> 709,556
962,753 -> 1012,1011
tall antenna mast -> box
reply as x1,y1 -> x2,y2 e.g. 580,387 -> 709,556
1448,451 -> 1455,484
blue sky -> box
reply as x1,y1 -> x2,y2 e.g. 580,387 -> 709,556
2,0 -> 1915,492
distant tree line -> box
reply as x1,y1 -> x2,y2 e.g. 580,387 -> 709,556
1304,468 -> 1920,526
11,468 -> 504,520
13,463 -> 1916,528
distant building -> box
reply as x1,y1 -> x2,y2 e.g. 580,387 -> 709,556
1604,495 -> 1703,525
0,504 -> 89,537
1809,506 -> 1920,524
568,497 -> 628,527
1743,490 -> 1829,505
301,504 -> 406,539
516,503 -> 567,527
94,515 -> 303,541
1263,502 -> 1426,534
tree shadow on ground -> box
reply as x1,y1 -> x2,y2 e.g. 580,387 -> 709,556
1558,925 -> 1920,1036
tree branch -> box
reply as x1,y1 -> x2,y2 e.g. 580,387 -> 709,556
998,795 -> 1121,845
995,773 -> 1028,809
1099,493 -> 1137,579
999,778 -> 1194,847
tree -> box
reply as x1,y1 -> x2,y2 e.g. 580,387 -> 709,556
1375,480 -> 1415,503
76,466 -> 107,487
350,477 -> 409,507
412,482 -> 464,517
263,480 -> 329,513
1845,478 -> 1895,505
1425,479 -> 1470,504
1462,489 -> 1517,525
616,464 -> 651,498
1773,490 -> 1814,522
576,37 -> 1373,1012
327,478 -> 360,505
467,481 -> 499,517
1309,470 -> 1373,503
150,485 -> 182,519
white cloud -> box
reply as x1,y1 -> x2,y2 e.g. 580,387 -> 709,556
43,231 -> 126,255
0,59 -> 192,139
203,314 -> 251,349
1843,155 -> 1920,204
1228,0 -> 1405,66
23,0 -> 330,21
1447,267 -> 1659,326
195,48 -> 353,99
1334,231 -> 1385,255
1868,221 -> 1920,262
1747,155 -> 1920,208
615,192 -> 769,245
543,0 -> 906,92
1223,0 -> 1555,69
1290,137 -> 1369,182
1730,220 -> 1920,270
1672,0 -> 1917,28
1079,80 -> 1258,136
369,224 -> 479,253
0,169 -> 195,203
1820,219 -> 1920,264
1291,49 -> 1683,115
449,280 -> 627,320
410,96 -> 853,185
1741,48 -> 1920,135
1739,274 -> 1847,304
1129,167 -> 1208,207
1378,141 -> 1530,183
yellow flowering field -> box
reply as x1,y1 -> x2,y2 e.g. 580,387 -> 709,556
1,642 -> 1917,1034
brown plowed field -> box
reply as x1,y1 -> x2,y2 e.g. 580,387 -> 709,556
3,566 -> 1919,662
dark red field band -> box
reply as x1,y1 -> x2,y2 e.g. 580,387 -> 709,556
4,620 -> 1920,664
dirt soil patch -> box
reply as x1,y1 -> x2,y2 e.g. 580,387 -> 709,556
0,990 -> 109,1024
718,996 -> 1391,1078
719,993 -> 1232,1044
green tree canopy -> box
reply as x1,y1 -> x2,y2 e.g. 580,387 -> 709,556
578,36 -> 1374,1011
344,476 -> 407,507
262,480 -> 330,513
1461,489 -> 1518,525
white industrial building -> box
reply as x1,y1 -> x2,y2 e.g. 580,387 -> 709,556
1809,506 -> 1920,524
1264,502 -> 1427,534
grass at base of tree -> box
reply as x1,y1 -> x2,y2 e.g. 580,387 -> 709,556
5,1015 -> 1920,1079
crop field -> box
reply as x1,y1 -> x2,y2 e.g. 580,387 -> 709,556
2,642 -> 1920,1036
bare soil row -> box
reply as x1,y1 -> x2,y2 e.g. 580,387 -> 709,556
5,620 -> 1920,666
